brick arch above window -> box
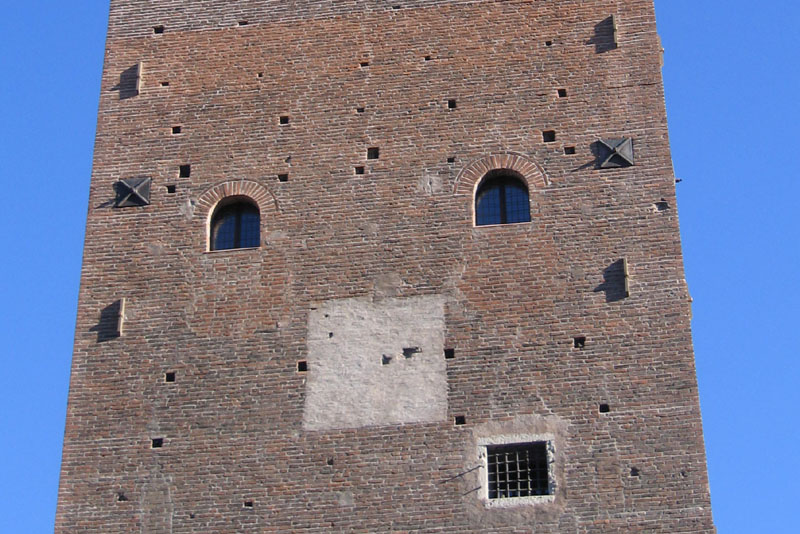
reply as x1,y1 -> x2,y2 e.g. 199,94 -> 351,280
453,152 -> 550,195
196,180 -> 280,221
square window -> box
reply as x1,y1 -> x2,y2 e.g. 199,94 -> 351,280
486,441 -> 551,500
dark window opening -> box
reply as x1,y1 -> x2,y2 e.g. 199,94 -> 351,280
475,170 -> 531,226
454,415 -> 467,425
542,130 -> 556,142
356,107 -> 365,113
243,501 -> 254,508
238,21 -> 248,26
444,348 -> 455,359
599,404 -> 611,413
165,372 -> 176,383
279,116 -> 290,125
153,26 -> 165,34
297,361 -> 308,372
179,164 -> 191,177
171,126 -> 182,134
166,185 -> 177,194
354,166 -> 365,175
557,88 -> 567,98
402,347 -> 421,358
277,173 -> 289,182
161,81 -> 170,87
367,147 -> 380,160
151,438 -> 164,448
573,336 -> 586,349
564,146 -> 576,155
487,442 -> 550,499
448,99 -> 457,109
210,200 -> 260,251
360,61 -> 370,67
447,157 -> 456,163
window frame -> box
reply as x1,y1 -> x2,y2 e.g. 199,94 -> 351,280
208,196 -> 261,252
473,169 -> 532,227
478,434 -> 556,508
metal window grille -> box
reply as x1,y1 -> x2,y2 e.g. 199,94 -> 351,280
487,442 -> 550,499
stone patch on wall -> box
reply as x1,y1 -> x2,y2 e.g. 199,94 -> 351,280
303,295 -> 447,431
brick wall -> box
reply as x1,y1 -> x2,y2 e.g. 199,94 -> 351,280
56,1 -> 716,532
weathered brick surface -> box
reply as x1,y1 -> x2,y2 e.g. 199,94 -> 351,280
57,1 -> 716,532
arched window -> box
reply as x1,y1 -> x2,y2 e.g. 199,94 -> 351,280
475,170 -> 531,226
209,198 -> 260,250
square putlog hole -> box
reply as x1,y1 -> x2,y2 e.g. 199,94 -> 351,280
444,348 -> 455,359
599,404 -> 611,413
447,157 -> 455,163
454,415 -> 466,426
297,361 -> 308,372
447,99 -> 457,109
558,88 -> 568,98
179,164 -> 191,177
277,174 -> 289,182
573,336 -> 587,349
542,130 -> 556,143
367,147 -> 380,160
354,166 -> 365,175
151,438 -> 164,448
153,25 -> 165,34
166,185 -> 177,194
279,116 -> 290,125
564,146 -> 576,155
171,126 -> 182,135
165,372 -> 176,382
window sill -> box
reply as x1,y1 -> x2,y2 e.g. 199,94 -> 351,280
473,221 -> 533,229
204,246 -> 261,254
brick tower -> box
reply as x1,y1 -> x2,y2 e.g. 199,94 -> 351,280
57,1 -> 716,532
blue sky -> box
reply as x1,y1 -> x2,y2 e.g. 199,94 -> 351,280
1,1 -> 797,532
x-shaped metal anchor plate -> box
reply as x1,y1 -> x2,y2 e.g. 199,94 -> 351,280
115,177 -> 152,207
599,138 -> 634,168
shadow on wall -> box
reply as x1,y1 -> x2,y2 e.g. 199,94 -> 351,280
594,259 -> 628,303
90,300 -> 123,342
587,16 -> 618,54
113,64 -> 140,100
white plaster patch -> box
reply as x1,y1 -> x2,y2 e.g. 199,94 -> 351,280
303,295 -> 447,431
